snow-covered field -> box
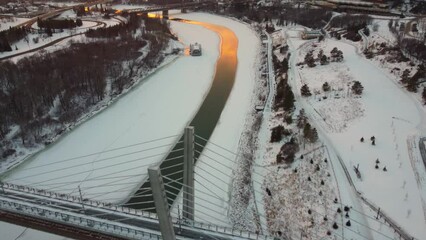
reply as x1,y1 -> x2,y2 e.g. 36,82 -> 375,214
287,30 -> 426,239
0,17 -> 28,31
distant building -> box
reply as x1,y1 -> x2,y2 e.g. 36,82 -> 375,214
190,43 -> 202,56
301,30 -> 323,40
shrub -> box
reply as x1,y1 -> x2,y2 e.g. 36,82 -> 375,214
351,81 -> 364,95
270,125 -> 285,143
276,138 -> 299,164
301,84 -> 312,97
322,82 -> 330,92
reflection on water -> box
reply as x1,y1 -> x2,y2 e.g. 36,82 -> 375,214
125,19 -> 239,210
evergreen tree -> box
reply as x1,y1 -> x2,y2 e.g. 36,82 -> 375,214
304,51 -> 316,67
0,38 -> 12,52
303,123 -> 312,140
351,81 -> 364,95
406,65 -> 425,92
320,54 -> 328,65
309,128 -> 319,143
46,27 -> 53,37
270,125 -> 285,143
322,82 -> 330,92
283,84 -> 295,112
330,47 -> 343,62
406,77 -> 418,92
400,69 -> 410,84
301,84 -> 312,97
76,18 -> 83,27
363,27 -> 370,36
281,58 -> 289,73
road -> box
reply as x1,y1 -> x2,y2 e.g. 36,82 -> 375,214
13,0 -> 109,29
0,20 -> 106,61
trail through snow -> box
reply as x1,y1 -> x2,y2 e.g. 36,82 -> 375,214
287,29 -> 426,239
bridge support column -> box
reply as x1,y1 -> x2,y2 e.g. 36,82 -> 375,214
162,10 -> 169,19
148,166 -> 176,240
183,126 -> 194,221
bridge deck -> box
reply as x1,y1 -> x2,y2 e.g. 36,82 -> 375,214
0,210 -> 125,240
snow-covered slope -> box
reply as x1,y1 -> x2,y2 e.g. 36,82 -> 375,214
288,34 -> 426,239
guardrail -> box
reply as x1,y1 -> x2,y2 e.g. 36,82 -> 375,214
0,197 -> 162,240
0,182 -> 158,220
176,218 -> 275,240
1,181 -> 277,239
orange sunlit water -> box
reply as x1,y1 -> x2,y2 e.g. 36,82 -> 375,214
147,12 -> 162,19
184,48 -> 190,56
177,19 -> 238,69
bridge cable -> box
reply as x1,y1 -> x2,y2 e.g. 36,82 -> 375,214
7,144 -> 182,182
12,134 -> 181,172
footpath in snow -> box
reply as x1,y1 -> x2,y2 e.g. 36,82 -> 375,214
287,32 -> 426,239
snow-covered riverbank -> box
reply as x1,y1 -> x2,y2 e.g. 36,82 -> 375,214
167,12 -> 260,227
0,12 -> 260,239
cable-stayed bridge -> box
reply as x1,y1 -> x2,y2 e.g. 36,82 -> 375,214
0,127 -> 275,240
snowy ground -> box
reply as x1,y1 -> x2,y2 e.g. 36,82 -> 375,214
286,29 -> 426,239
112,4 -> 150,10
54,9 -> 77,20
0,19 -> 105,60
365,18 -> 425,106
0,17 -> 28,31
39,1 -> 80,7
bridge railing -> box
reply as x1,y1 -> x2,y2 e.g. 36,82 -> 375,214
1,182 -> 158,220
176,218 -> 274,240
0,197 -> 162,240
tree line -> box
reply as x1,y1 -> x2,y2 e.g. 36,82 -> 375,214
37,18 -> 82,30
0,15 -> 172,159
219,2 -> 332,30
0,27 -> 28,52
329,14 -> 372,42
